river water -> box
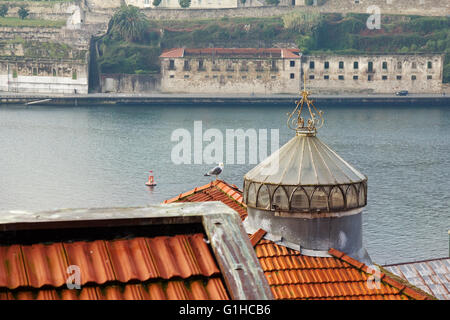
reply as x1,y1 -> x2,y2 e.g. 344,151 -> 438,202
0,102 -> 449,264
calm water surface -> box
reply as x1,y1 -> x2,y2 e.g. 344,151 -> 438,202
0,103 -> 449,264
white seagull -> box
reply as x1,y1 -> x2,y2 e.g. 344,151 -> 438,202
204,162 -> 224,180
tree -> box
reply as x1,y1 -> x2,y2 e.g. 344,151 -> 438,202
0,4 -> 8,18
18,6 -> 29,20
179,0 -> 191,8
107,5 -> 149,43
152,0 -> 161,6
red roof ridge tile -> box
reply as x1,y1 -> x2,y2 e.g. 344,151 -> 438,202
249,229 -> 267,247
328,248 -> 432,300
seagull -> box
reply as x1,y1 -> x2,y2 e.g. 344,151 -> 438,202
204,162 -> 224,180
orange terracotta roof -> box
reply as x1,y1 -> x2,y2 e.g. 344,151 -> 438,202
160,48 -> 185,58
166,183 -> 433,300
0,234 -> 230,300
163,180 -> 247,219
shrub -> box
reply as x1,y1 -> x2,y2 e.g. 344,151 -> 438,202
153,0 -> 161,6
0,4 -> 8,18
18,6 -> 29,20
179,0 -> 191,8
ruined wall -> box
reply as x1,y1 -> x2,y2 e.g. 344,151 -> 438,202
302,54 -> 444,94
160,55 -> 301,94
0,58 -> 89,94
100,73 -> 160,93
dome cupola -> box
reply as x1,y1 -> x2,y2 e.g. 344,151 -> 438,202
243,80 -> 371,263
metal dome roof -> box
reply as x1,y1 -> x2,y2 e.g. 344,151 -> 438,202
244,134 -> 367,186
243,81 -> 367,214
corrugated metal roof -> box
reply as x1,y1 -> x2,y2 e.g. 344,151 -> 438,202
164,180 -> 247,219
0,233 -> 229,300
244,134 -> 367,186
384,258 -> 450,300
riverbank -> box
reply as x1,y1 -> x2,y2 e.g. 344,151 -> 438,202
1,93 -> 449,107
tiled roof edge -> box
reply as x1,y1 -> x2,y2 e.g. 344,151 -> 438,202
163,180 -> 247,209
249,229 -> 267,247
328,248 -> 434,300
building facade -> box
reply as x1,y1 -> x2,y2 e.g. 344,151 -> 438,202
160,48 -> 302,94
0,58 -> 89,94
302,54 -> 444,94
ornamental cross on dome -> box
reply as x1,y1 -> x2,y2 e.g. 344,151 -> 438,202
287,74 -> 324,136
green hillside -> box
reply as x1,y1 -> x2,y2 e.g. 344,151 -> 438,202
95,7 -> 450,82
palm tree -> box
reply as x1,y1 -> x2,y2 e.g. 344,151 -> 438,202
107,5 -> 149,43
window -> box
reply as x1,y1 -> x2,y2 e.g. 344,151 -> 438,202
271,60 -> 278,71
205,75 -> 209,78
198,59 -> 204,70
72,70 -> 77,80
169,60 -> 175,70
338,75 -> 344,80
257,75 -> 262,79
353,75 -> 358,80
309,61 -> 315,69
411,75 -> 416,80
169,75 -> 174,78
290,73 -> 295,79
397,61 -> 402,69
396,75 -> 402,80
213,75 -> 218,79
368,75 -> 373,81
324,75 -> 329,80
53,69 -> 56,77
427,75 -> 432,80
227,75 -> 233,79
13,70 -> 17,78
427,61 -> 432,69
290,61 -> 295,67
32,68 -> 37,76
354,61 -> 358,69
184,60 -> 190,71
339,61 -> 344,69
382,75 -> 387,80
309,75 -> 314,80
184,75 -> 189,78
412,62 -> 417,69
271,75 -> 276,79
368,61 -> 373,72
324,61 -> 329,69
242,76 -> 247,79
382,61 -> 387,70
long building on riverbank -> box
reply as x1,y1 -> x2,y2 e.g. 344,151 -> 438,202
159,48 -> 445,95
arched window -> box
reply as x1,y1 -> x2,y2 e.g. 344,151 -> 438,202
247,183 -> 257,206
329,187 -> 345,210
256,185 -> 270,209
272,186 -> 289,211
311,187 -> 329,211
358,184 -> 366,207
346,185 -> 358,209
290,187 -> 309,211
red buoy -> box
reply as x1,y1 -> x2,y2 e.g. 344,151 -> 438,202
146,170 -> 156,186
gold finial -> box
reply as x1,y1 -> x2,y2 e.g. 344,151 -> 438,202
287,73 -> 324,136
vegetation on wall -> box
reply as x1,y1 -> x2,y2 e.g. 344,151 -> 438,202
96,5 -> 160,75
0,4 -> 8,17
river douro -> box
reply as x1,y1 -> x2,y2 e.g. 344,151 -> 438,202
0,103 -> 449,264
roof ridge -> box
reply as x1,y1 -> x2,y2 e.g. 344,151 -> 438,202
328,248 -> 432,300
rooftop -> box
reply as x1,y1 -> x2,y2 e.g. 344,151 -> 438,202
384,257 -> 450,300
160,48 -> 301,59
165,180 -> 434,300
0,202 -> 272,300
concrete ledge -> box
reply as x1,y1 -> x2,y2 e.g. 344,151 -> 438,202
1,93 -> 449,106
